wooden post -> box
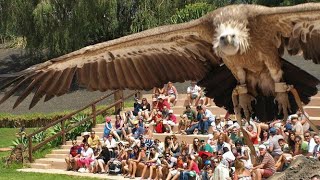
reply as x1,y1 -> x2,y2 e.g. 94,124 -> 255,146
28,136 -> 33,162
92,104 -> 96,127
114,90 -> 123,113
61,120 -> 66,145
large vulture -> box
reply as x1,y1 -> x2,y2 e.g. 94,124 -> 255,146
1,3 -> 320,122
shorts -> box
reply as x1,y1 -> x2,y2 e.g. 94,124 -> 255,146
262,169 -> 274,178
163,120 -> 176,126
170,169 -> 179,176
191,94 -> 198,99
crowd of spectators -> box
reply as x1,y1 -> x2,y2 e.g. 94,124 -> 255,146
64,82 -> 320,180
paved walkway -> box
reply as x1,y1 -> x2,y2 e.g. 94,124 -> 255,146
17,168 -> 134,179
0,147 -> 11,152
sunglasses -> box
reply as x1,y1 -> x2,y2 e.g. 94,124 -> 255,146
194,140 -> 199,142
217,154 -> 222,156
304,135 -> 310,137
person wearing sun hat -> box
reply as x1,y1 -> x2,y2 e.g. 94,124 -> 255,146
125,119 -> 144,147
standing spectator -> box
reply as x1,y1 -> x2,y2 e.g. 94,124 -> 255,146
165,82 -> 179,106
253,144 -> 275,180
65,140 -> 81,171
312,134 -> 320,160
88,131 -> 100,152
187,81 -> 201,107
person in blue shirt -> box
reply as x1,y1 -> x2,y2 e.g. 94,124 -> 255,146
126,120 -> 144,147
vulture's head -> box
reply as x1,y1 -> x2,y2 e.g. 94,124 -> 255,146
213,20 -> 250,57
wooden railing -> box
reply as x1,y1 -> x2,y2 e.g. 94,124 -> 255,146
26,90 -> 139,162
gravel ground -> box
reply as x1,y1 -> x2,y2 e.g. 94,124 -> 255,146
0,47 -> 319,115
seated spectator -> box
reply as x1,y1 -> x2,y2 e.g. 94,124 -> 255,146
243,124 -> 258,145
154,139 -> 164,154
65,140 -> 81,171
139,98 -> 151,120
169,135 -> 180,157
229,126 -> 242,145
94,146 -> 111,173
234,159 -> 252,180
259,129 -> 270,148
77,143 -> 95,173
216,133 -> 231,153
195,105 -> 208,135
140,146 -> 160,179
164,110 -> 177,133
304,131 -> 316,156
165,82 -> 178,106
275,138 -> 292,171
103,116 -> 121,141
126,120 -> 144,147
296,109 -> 310,133
151,98 -> 158,111
104,134 -> 117,158
201,160 -> 213,180
179,155 -> 200,180
88,131 -> 101,152
235,140 -> 252,170
293,135 -> 308,156
253,144 -> 275,180
114,114 -> 124,139
143,124 -> 153,139
291,115 -> 304,138
189,138 -> 201,156
133,97 -> 142,116
268,127 -> 283,160
183,105 -> 196,122
313,134 -> 320,160
187,81 -> 201,107
81,132 -> 90,145
153,86 -> 165,99
178,114 -> 190,134
157,94 -> 171,112
127,146 -> 147,179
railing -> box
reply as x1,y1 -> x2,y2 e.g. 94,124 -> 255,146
26,90 -> 139,162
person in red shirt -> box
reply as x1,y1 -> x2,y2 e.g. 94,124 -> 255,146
65,140 -> 82,171
164,109 -> 177,133
244,124 -> 259,145
156,95 -> 171,112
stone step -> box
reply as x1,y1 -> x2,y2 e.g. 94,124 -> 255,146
35,158 -> 67,170
308,98 -> 320,106
170,106 -> 227,115
304,106 -> 320,117
46,154 -> 66,159
29,163 -> 51,169
51,149 -> 70,154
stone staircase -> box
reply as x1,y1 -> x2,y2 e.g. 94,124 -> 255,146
27,92 -> 320,172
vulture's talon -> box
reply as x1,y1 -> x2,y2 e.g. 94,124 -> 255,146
275,92 -> 290,120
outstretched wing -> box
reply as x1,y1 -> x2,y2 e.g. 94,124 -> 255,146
249,3 -> 320,64
0,14 -> 221,109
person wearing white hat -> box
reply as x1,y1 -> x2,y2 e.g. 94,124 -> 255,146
163,109 -> 177,133
157,94 -> 171,112
252,144 -> 276,180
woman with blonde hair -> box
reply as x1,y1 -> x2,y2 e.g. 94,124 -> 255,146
165,82 -> 178,106
234,159 -> 252,180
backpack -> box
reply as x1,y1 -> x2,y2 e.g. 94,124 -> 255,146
155,122 -> 165,133
109,160 -> 122,175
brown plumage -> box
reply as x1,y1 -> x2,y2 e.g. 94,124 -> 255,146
0,3 -> 320,121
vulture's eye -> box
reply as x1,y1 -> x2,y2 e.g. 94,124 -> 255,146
220,36 -> 225,41
231,34 -> 235,38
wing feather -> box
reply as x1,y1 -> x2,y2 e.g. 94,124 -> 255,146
251,3 -> 320,64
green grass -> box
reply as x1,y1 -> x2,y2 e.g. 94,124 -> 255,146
0,128 -> 34,148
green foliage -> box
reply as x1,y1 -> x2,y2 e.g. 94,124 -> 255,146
171,2 -> 215,24
67,114 -> 92,140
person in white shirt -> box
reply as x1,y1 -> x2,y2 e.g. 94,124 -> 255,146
187,81 -> 201,106
304,131 -> 317,156
104,134 -> 117,158
77,143 -> 95,172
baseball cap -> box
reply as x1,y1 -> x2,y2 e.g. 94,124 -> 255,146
269,127 -> 277,135
105,116 -> 112,122
169,110 -> 173,114
258,144 -> 267,150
